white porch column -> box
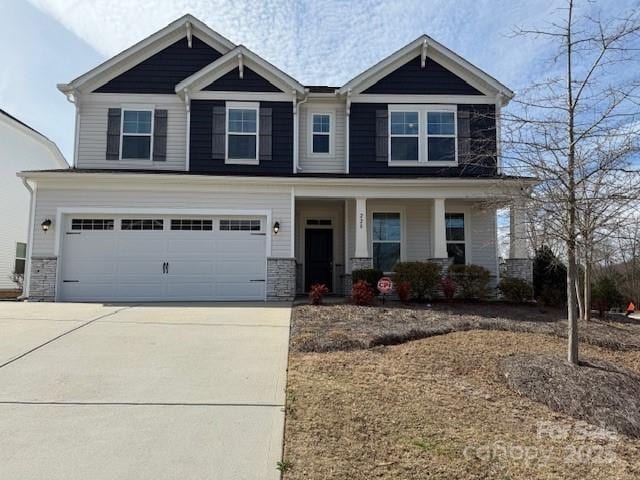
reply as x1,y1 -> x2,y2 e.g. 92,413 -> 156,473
509,203 -> 527,258
354,197 -> 369,258
432,198 -> 447,258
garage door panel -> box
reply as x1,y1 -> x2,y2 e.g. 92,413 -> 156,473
60,215 -> 268,302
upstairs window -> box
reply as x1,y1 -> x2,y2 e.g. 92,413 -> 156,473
311,113 -> 331,154
227,103 -> 258,164
121,110 -> 153,160
390,111 -> 419,161
427,112 -> 456,162
388,105 -> 457,164
445,213 -> 466,264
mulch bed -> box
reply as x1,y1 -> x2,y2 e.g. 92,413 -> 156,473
502,353 -> 640,438
291,302 -> 640,353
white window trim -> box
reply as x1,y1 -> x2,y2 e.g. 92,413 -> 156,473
119,105 -> 155,161
226,101 -> 259,165
15,242 -> 27,274
308,110 -> 335,157
445,209 -> 472,265
387,104 -> 458,167
369,207 -> 406,274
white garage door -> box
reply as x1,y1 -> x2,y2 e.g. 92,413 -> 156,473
59,216 -> 267,302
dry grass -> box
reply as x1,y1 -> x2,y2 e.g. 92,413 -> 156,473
283,331 -> 640,479
502,354 -> 640,438
291,303 -> 640,353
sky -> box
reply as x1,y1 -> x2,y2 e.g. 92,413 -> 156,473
1,0 -> 637,162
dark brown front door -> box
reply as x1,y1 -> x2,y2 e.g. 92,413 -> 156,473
305,229 -> 333,291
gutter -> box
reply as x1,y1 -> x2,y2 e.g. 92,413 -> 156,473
293,90 -> 309,173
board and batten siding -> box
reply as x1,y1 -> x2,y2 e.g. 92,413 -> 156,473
77,95 -> 186,171
31,185 -> 292,258
345,199 -> 496,275
298,102 -> 346,173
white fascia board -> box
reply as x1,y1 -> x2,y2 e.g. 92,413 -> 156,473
1,114 -> 68,168
337,35 -> 514,102
60,14 -> 236,94
350,94 -> 498,104
175,45 -> 305,96
17,171 -> 536,196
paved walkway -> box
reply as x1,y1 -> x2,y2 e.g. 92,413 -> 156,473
0,302 -> 291,480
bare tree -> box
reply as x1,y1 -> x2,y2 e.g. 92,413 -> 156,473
502,0 -> 640,363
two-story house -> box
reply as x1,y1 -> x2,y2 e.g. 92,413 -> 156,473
19,14 -> 533,302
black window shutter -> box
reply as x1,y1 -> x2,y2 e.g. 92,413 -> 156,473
375,109 -> 388,162
457,109 -> 471,163
106,108 -> 121,160
259,107 -> 272,162
152,109 -> 168,161
211,106 -> 226,160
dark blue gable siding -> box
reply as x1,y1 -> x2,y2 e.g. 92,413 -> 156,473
204,67 -> 283,92
363,56 -> 483,95
189,100 -> 293,174
95,37 -> 222,94
349,103 -> 496,177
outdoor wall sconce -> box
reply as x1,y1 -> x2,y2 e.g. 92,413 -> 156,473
41,219 -> 52,233
273,221 -> 280,234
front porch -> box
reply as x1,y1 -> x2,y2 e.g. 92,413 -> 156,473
293,196 -> 527,295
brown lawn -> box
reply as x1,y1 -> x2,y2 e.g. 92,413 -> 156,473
282,304 -> 640,479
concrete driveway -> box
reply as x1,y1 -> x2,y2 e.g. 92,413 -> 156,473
0,301 -> 291,480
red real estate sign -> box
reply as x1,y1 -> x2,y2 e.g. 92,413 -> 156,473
377,277 -> 394,295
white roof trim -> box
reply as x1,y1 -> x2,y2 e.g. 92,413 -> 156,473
0,112 -> 68,168
59,14 -> 236,94
337,35 -> 514,102
175,45 -> 305,95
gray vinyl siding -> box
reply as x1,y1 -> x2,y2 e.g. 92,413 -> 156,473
345,199 -> 496,275
298,102 -> 346,173
76,95 -> 186,171
31,184 -> 292,258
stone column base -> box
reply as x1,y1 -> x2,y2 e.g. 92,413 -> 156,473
505,258 -> 533,284
346,257 -> 374,295
429,257 -> 452,276
29,256 -> 57,301
267,257 -> 296,301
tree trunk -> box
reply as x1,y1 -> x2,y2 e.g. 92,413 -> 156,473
583,261 -> 592,321
576,271 -> 584,320
566,0 -> 579,365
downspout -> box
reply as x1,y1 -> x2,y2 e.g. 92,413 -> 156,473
345,89 -> 352,174
62,88 -> 79,168
293,89 -> 309,173
184,88 -> 191,171
20,178 -> 36,300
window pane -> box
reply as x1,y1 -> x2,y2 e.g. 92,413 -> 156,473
391,137 -> 418,161
312,114 -> 330,133
373,242 -> 401,272
373,213 -> 401,241
447,243 -> 466,265
390,111 -> 419,135
228,109 -> 257,133
123,111 -> 152,134
446,213 -> 465,241
228,135 -> 256,159
15,242 -> 27,259
14,258 -> 25,275
428,137 -> 455,162
312,134 -> 330,153
427,112 -> 455,135
122,136 -> 151,159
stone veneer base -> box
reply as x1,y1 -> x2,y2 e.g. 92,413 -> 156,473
29,256 -> 58,301
267,257 -> 297,301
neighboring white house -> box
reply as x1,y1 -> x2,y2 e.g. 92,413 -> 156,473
0,109 -> 68,294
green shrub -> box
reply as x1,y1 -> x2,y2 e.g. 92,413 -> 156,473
352,268 -> 383,287
499,277 -> 533,302
592,276 -> 624,317
533,246 -> 567,306
392,261 -> 441,300
449,264 -> 491,300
